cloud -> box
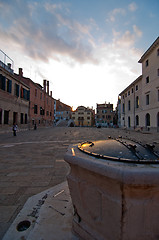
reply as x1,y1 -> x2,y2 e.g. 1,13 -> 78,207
0,0 -> 98,65
107,2 -> 138,23
128,2 -> 137,12
112,25 -> 142,48
133,25 -> 142,38
107,8 -> 125,22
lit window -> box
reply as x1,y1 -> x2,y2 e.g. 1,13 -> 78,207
136,96 -> 139,108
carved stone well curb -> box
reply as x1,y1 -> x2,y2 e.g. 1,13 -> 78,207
64,139 -> 159,240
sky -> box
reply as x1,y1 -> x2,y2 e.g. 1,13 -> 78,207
0,0 -> 158,110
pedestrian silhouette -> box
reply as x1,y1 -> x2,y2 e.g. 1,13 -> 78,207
13,123 -> 17,136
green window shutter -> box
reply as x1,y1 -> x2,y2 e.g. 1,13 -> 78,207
27,90 -> 30,101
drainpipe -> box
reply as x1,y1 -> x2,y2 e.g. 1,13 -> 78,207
133,84 -> 135,129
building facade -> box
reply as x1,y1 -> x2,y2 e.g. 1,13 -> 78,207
72,106 -> 95,127
119,75 -> 142,129
0,55 -> 30,129
54,99 -> 72,123
96,103 -> 114,127
119,37 -> 159,131
15,68 -> 54,127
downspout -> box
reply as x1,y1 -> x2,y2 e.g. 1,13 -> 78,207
133,84 -> 135,129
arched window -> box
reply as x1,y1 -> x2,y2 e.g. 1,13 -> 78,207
136,115 -> 139,126
145,113 -> 150,127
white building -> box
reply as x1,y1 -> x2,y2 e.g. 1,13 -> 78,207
119,37 -> 159,132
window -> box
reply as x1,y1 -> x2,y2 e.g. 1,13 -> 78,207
125,93 -> 127,97
6,79 -> 12,93
145,59 -> 149,67
21,113 -> 23,124
158,69 -> 159,76
128,91 -> 130,96
4,110 -> 9,124
146,94 -> 149,105
0,109 -> 2,124
136,115 -> 139,126
146,113 -> 150,127
132,88 -> 134,93
157,48 -> 159,56
15,83 -> 19,97
128,117 -> 131,128
0,75 -> 6,90
122,103 -> 125,113
40,92 -> 42,99
47,111 -> 49,116
23,88 -> 28,100
146,76 -> 149,84
128,100 -> 131,111
135,85 -> 138,91
34,104 -> 38,114
25,114 -> 27,124
136,96 -> 139,108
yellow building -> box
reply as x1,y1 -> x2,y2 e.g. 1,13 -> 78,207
72,106 -> 95,127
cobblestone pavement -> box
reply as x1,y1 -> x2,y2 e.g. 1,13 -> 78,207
0,126 -> 159,239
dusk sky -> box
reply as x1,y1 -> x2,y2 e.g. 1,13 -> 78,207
0,0 -> 158,110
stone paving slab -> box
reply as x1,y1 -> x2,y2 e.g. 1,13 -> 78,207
2,181 -> 79,240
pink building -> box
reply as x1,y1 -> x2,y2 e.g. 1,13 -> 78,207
15,68 -> 54,127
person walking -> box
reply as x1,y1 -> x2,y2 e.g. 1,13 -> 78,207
13,123 -> 17,136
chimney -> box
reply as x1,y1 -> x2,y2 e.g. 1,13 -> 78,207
7,63 -> 11,69
19,68 -> 23,77
47,81 -> 49,94
50,91 -> 52,97
43,80 -> 46,92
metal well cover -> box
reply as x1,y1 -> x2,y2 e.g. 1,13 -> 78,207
78,138 -> 159,163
